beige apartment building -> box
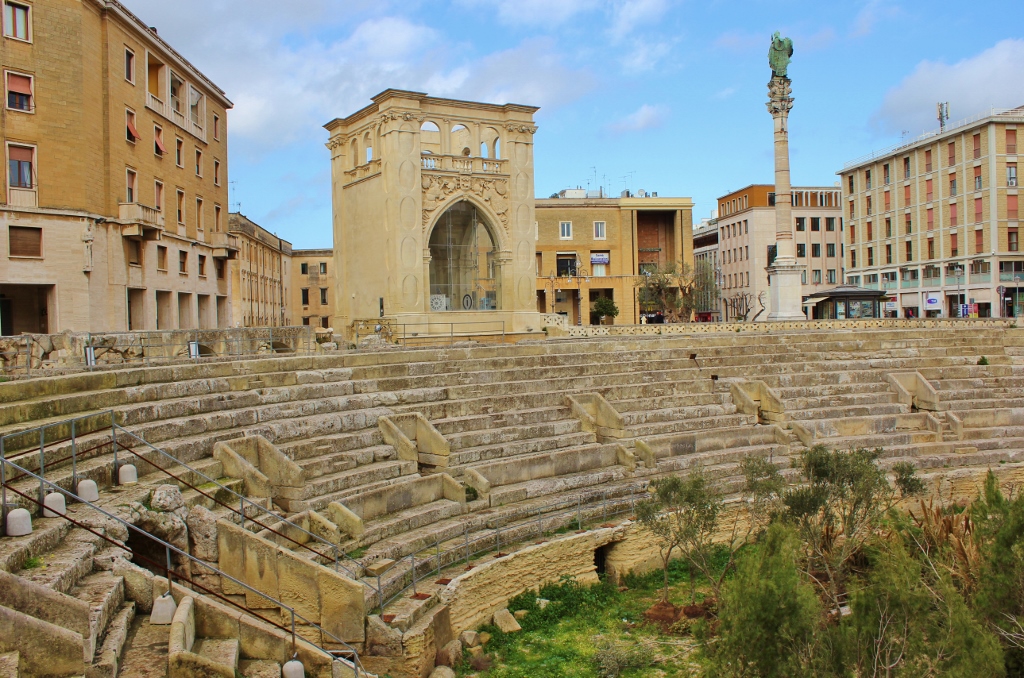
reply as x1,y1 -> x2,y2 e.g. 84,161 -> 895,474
692,217 -> 721,321
291,248 -> 334,328
716,185 -> 844,321
227,213 -> 292,327
0,0 -> 232,334
841,107 -> 1023,318
534,189 -> 694,325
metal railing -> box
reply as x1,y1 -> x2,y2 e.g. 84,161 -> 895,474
0,325 -> 318,376
0,455 -> 364,676
352,320 -> 507,347
371,484 -> 645,612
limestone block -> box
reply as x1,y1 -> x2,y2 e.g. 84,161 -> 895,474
216,521 -> 248,596
478,632 -> 491,645
0,569 -> 91,641
0,604 -> 86,678
241,659 -> 283,678
119,464 -> 138,485
492,609 -> 521,633
152,485 -> 186,513
326,502 -> 364,539
193,592 -> 242,640
458,630 -> 479,648
316,563 -> 365,643
5,508 -> 31,536
429,667 -> 456,678
152,593 -> 178,625
114,559 -> 155,612
366,615 -> 403,657
536,598 -> 550,609
214,442 -> 273,498
76,478 -> 100,502
513,610 -> 528,620
238,614 -> 290,665
307,509 -> 343,545
364,558 -> 395,576
435,639 -> 463,668
277,551 -> 320,623
187,506 -> 219,561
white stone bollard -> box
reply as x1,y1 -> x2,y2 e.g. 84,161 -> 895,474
42,492 -> 66,518
282,659 -> 305,678
118,464 -> 138,485
150,592 -> 177,625
5,508 -> 32,536
76,479 -> 100,502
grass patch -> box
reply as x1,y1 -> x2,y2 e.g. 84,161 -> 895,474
458,552 -> 735,678
23,555 -> 44,569
347,546 -> 369,559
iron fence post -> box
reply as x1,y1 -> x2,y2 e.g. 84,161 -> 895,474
1,438 -> 6,537
71,419 -> 77,491
464,523 -> 470,563
496,526 -> 501,553
602,491 -> 607,521
577,496 -> 582,530
111,417 -> 118,485
38,429 -> 45,506
410,554 -> 418,595
240,496 -> 246,530
435,539 -> 441,577
536,508 -> 542,539
166,545 -> 173,588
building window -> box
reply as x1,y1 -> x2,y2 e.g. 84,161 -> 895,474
127,239 -> 141,266
213,114 -> 220,140
125,168 -> 137,203
951,233 -> 958,257
812,269 -> 822,284
300,262 -> 308,274
213,160 -> 220,186
301,288 -> 309,305
3,2 -> 29,41
827,243 -> 836,257
927,238 -> 935,259
5,71 -> 31,111
1010,228 -> 1019,252
215,259 -> 225,279
886,244 -> 892,264
188,87 -> 204,128
827,269 -> 836,283
948,142 -> 955,167
795,217 -> 805,231
157,245 -> 167,270
865,169 -> 872,189
319,262 -> 327,274
975,197 -> 983,223
176,190 -> 185,224
847,175 -> 854,193
905,241 -> 913,262
154,181 -> 163,211
925,149 -> 932,172
811,243 -> 821,257
154,125 -> 166,156
927,208 -> 934,230
975,229 -> 984,254
1008,130 -> 1017,155
8,144 -> 33,188
903,185 -> 910,204
214,205 -> 221,231
178,250 -> 188,273
883,163 -> 890,185
926,178 -> 933,201
1010,195 -> 1019,221
175,138 -> 183,167
559,221 -> 572,239
905,214 -> 912,234
198,254 -> 206,277
866,196 -> 872,215
903,157 -> 910,179
826,217 -> 836,232
801,270 -> 807,284
950,202 -> 958,226
126,109 -> 141,143
125,48 -> 135,83
8,225 -> 40,257
196,197 -> 203,230
593,221 -> 606,239
302,317 -> 310,326
884,191 -> 891,210
867,247 -> 873,266
321,317 -> 329,329
557,254 -> 578,276
320,288 -> 328,304
1008,163 -> 1017,187
195,149 -> 202,176
796,243 -> 806,257
974,166 -> 982,191
867,222 -> 874,240
851,250 -> 857,268
950,175 -> 957,196
973,133 -> 981,159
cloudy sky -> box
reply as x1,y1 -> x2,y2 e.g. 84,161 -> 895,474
126,0 -> 1024,248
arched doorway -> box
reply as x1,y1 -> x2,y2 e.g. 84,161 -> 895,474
428,201 -> 501,311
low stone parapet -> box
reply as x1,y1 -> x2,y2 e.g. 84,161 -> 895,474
378,413 -> 451,471
328,474 -> 466,540
213,435 -> 306,512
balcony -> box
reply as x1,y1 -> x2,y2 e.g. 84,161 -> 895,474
7,187 -> 37,208
900,278 -> 919,288
211,231 -> 239,259
420,155 -> 508,175
882,280 -> 898,290
118,202 -> 164,239
970,272 -> 992,284
146,92 -> 207,143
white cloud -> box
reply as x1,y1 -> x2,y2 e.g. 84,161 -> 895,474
873,39 -> 1024,135
606,104 -> 669,133
620,39 -> 674,72
608,0 -> 671,42
455,0 -> 602,26
851,0 -> 901,38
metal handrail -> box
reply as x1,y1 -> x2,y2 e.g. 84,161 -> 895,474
111,423 -> 366,581
0,456 -> 364,677
352,320 -> 507,347
373,484 -> 643,611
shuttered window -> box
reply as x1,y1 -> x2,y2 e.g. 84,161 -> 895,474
9,225 -> 40,257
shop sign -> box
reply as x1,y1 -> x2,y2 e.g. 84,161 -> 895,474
591,253 -> 610,265
924,294 -> 942,310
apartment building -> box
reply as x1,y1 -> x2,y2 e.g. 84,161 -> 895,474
716,185 -> 844,321
692,217 -> 721,321
0,0 -> 232,334
841,107 -> 1023,318
535,189 -> 694,324
227,213 -> 292,327
291,249 -> 334,328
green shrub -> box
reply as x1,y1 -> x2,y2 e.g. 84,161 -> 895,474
464,484 -> 478,502
592,637 -> 656,677
978,356 -> 990,365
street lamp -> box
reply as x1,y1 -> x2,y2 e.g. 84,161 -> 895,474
545,271 -> 560,315
955,263 -> 964,318
573,259 -> 590,326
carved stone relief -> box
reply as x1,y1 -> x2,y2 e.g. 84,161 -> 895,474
421,174 -> 510,230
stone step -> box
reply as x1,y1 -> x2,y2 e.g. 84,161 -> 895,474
117,614 -> 169,678
620,403 -> 736,427
296,445 -> 398,480
282,429 -> 386,463
429,406 -> 573,436
628,413 -> 756,439
304,460 -> 419,506
308,471 -> 424,510
14,527 -> 101,595
0,517 -> 72,573
193,637 -> 239,674
357,499 -> 466,548
447,433 -> 599,468
785,403 -> 909,421
90,601 -> 136,678
609,391 -> 722,413
70,570 -> 125,661
780,391 -> 898,411
812,430 -> 942,451
445,419 -> 584,451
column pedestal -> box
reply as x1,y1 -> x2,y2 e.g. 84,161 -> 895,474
767,258 -> 806,321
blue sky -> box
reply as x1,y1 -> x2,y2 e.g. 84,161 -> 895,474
128,0 -> 1024,248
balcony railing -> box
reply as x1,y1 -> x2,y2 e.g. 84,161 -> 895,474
970,272 -> 992,284
420,154 -> 508,174
211,231 -> 239,259
118,202 -> 164,239
7,187 -> 37,208
146,92 -> 206,143
900,278 -> 919,288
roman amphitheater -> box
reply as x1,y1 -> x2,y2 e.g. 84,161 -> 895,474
2,318 -> 1024,677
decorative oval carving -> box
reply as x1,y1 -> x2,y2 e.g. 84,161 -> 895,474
517,277 -> 534,306
515,173 -> 529,201
400,128 -> 414,153
401,236 -> 419,269
517,240 -> 532,268
516,204 -> 531,232
402,275 -> 420,306
400,197 -> 417,231
399,160 -> 416,191
382,161 -> 392,189
515,140 -> 529,164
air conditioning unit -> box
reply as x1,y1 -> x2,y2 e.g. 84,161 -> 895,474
1010,178 -> 1018,187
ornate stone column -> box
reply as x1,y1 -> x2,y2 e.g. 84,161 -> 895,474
765,34 -> 806,321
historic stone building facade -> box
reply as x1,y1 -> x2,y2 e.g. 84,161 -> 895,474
291,248 -> 334,328
227,213 -> 292,328
534,189 -> 694,325
841,107 -> 1023,318
716,185 -> 843,321
325,90 -> 542,337
0,0 -> 232,334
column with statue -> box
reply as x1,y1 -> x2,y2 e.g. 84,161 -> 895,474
765,32 -> 807,320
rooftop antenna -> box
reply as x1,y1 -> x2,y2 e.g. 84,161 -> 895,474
229,180 -> 241,213
937,102 -> 949,131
